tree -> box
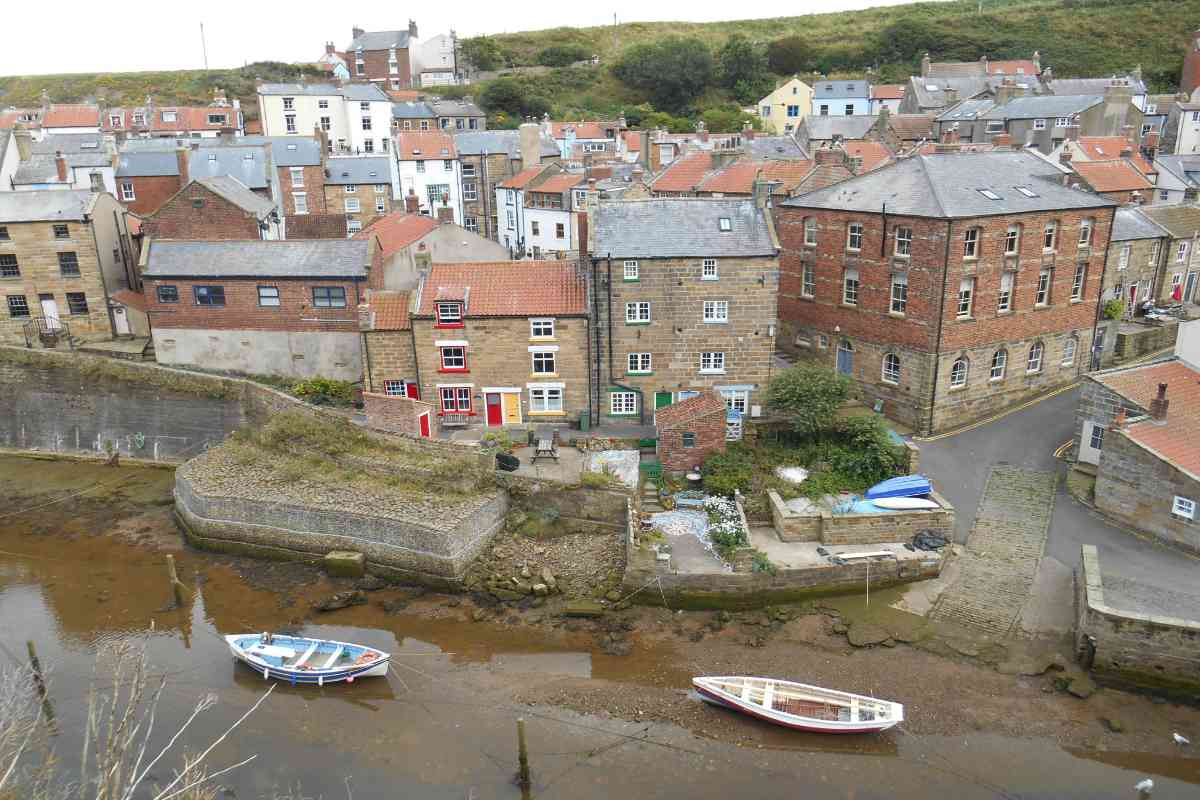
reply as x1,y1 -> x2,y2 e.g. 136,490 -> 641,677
478,77 -> 550,120
717,34 -> 770,103
701,107 -> 760,133
767,35 -> 815,76
612,37 -> 714,114
766,365 -> 852,435
460,36 -> 504,72
536,44 -> 590,68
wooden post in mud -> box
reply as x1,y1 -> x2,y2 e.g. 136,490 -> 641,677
166,555 -> 187,606
516,717 -> 531,790
26,640 -> 55,724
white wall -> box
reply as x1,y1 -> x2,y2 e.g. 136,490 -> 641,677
524,207 -> 573,256
1177,319 -> 1200,368
1174,109 -> 1200,155
812,98 -> 871,116
397,157 -> 462,223
0,135 -> 15,190
153,328 -> 361,380
496,186 -> 524,255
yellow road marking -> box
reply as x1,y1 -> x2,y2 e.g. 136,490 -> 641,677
1053,440 -> 1073,459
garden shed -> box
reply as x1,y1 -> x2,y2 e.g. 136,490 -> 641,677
655,391 -> 728,471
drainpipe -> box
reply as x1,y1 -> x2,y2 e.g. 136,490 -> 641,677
605,253 -> 644,425
928,218 -> 953,436
591,255 -> 602,426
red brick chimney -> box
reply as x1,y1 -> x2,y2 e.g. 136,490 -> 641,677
1059,147 -> 1073,165
814,145 -> 846,166
991,132 -> 1013,149
1149,383 -> 1170,420
175,145 -> 189,185
742,122 -> 755,141
1144,129 -> 1161,160
940,127 -> 960,145
55,151 -> 68,183
404,187 -> 420,213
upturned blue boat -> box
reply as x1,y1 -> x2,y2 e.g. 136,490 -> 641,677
226,633 -> 390,686
864,475 -> 932,500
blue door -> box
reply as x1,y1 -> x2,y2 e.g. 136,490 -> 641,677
836,341 -> 854,375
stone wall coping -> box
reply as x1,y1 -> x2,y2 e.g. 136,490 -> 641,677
1080,544 -> 1200,632
768,488 -> 954,520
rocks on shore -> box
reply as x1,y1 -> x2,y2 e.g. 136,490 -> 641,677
314,590 -> 367,612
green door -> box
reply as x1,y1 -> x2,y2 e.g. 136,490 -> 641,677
655,391 -> 673,408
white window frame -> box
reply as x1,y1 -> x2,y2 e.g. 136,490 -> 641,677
529,387 -> 563,413
963,227 -> 980,259
894,226 -> 912,257
610,391 -> 637,415
702,258 -> 718,280
1033,118 -> 1047,130
1062,337 -> 1077,366
284,114 -> 297,134
375,197 -> 386,213
120,182 -> 135,201
1172,496 -> 1196,521
1036,269 -> 1051,306
383,380 -> 405,397
1027,342 -> 1044,373
801,262 -> 815,298
530,318 -> 555,339
463,181 -> 477,201
1043,221 -> 1058,252
1078,219 -> 1092,247
702,300 -> 729,323
344,198 -> 361,213
1118,244 -> 1130,271
435,302 -> 462,325
289,167 -> 304,188
293,192 -> 308,215
1005,224 -> 1020,255
1177,241 -> 1189,264
890,273 -> 907,315
627,352 -> 652,374
346,220 -> 362,235
803,217 -> 817,246
881,353 -> 900,385
957,277 -> 975,318
625,302 -> 650,323
719,217 -> 732,232
990,349 -> 1007,380
950,358 -> 969,388
843,268 -> 860,306
440,346 -> 467,370
847,222 -> 863,252
998,272 -> 1014,312
700,351 -> 726,374
1071,262 -> 1086,300
531,350 -> 556,375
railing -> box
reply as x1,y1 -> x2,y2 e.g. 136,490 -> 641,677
22,318 -> 73,350
440,413 -> 469,428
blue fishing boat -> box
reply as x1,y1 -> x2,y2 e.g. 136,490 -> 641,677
864,475 -> 932,500
226,633 -> 390,685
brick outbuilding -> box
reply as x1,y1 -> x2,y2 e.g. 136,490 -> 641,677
654,390 -> 728,471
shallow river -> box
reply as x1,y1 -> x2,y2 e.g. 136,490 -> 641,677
1,456 -> 1198,799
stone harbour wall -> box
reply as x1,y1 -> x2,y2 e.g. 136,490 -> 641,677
1075,545 -> 1200,697
175,469 -> 508,587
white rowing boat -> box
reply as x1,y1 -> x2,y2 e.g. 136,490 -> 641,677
871,496 -> 940,511
226,633 -> 390,685
693,676 -> 903,734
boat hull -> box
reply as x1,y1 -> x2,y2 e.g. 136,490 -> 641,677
864,475 -> 932,500
693,678 -> 901,734
871,496 -> 939,511
226,634 -> 390,685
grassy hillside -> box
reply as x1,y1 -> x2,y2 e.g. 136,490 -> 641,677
1,0 -> 1195,127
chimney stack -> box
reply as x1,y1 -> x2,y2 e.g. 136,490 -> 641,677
995,77 -> 1018,107
518,120 -> 542,168
1144,128 -> 1160,160
742,121 -> 755,141
991,132 -> 1013,149
408,19 -> 419,39
326,42 -> 337,55
13,125 -> 31,161
55,151 -> 68,183
1150,383 -> 1170,420
315,124 -> 329,169
814,144 -> 847,167
940,125 -> 960,145
920,53 -> 931,78
352,26 -> 364,40
943,87 -> 958,106
1059,146 -> 1073,165
404,187 -> 420,213
175,145 -> 189,186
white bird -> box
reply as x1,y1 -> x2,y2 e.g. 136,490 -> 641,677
1134,777 -> 1154,793
1173,732 -> 1191,746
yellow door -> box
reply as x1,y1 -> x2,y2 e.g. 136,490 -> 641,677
503,392 -> 522,424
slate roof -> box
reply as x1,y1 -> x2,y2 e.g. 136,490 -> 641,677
142,240 -> 369,279
1153,155 -> 1200,189
0,190 -> 97,222
415,261 -> 588,317
239,136 -> 323,166
803,115 -> 876,141
258,83 -> 389,102
454,129 -> 559,158
1095,359 -> 1200,478
1071,160 -> 1153,194
1111,206 -> 1170,242
745,136 -> 809,160
396,130 -> 456,160
188,146 -> 268,189
813,80 -> 871,99
194,176 -> 276,219
324,156 -> 392,185
428,98 -> 484,117
654,390 -> 727,430
1137,204 -> 1200,239
354,213 -> 439,256
115,150 -> 179,177
982,94 -> 1103,120
41,104 -> 101,128
1048,76 -> 1147,96
364,290 -> 412,330
906,76 -> 991,110
13,132 -> 115,183
392,101 -> 436,120
347,30 -> 411,51
936,98 -> 997,122
592,198 -> 776,258
782,151 -> 1116,218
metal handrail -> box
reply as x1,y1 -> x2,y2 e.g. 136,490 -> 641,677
22,317 -> 73,350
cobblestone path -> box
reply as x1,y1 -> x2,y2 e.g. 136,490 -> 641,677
930,466 -> 1057,636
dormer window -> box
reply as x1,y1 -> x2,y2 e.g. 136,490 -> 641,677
109,114 -> 122,127
718,217 -> 732,232
208,114 -> 226,125
436,302 -> 463,326
161,110 -> 177,123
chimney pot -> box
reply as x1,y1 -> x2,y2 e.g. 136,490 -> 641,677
1150,383 -> 1170,420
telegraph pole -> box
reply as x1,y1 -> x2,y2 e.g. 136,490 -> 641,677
200,23 -> 209,70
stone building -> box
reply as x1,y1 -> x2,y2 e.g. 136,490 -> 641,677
1093,206 -> 1170,368
141,239 -> 375,380
1137,204 -> 1200,307
322,155 -> 398,235
0,190 -> 136,345
359,290 -> 417,397
776,150 -> 1116,434
454,127 -> 560,241
141,177 -> 279,241
1074,323 -> 1200,552
654,390 -> 729,471
407,260 -> 590,429
589,197 -> 780,425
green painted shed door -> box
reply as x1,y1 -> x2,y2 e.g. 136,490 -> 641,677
654,391 -> 673,409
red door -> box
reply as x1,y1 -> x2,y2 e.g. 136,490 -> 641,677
418,412 -> 431,438
405,382 -> 420,399
485,393 -> 502,426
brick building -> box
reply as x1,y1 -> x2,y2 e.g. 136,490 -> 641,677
359,290 -> 418,397
455,127 -> 560,241
141,177 -> 279,241
115,142 -> 271,217
142,239 -> 374,379
407,260 -> 590,429
1094,206 -> 1170,368
346,24 -> 418,90
589,197 -> 780,425
654,390 -> 729,471
0,190 -> 136,345
241,134 -> 328,218
777,151 -> 1116,433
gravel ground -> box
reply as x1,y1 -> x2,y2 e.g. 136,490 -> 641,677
463,530 -> 626,599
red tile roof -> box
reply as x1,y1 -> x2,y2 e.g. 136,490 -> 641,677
366,290 -> 412,331
416,261 -> 587,317
355,212 -> 439,257
388,90 -> 425,102
531,173 -> 583,193
622,130 -> 643,151
843,141 -> 893,172
126,215 -> 144,236
697,159 -> 815,195
41,104 -> 101,128
1075,137 -> 1155,175
550,121 -> 610,140
498,166 -> 546,190
654,390 -> 727,429
1071,159 -> 1153,193
396,130 -> 457,160
243,119 -> 263,135
871,84 -> 906,100
103,106 -> 235,133
0,111 -> 27,129
988,60 -> 1040,76
650,151 -> 713,194
109,289 -> 148,312
1098,360 -> 1200,477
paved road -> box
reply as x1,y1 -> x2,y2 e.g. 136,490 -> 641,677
918,386 -> 1200,629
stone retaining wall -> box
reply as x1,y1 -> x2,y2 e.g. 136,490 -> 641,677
175,468 -> 508,587
1075,545 -> 1200,697
768,490 -> 954,545
1113,322 -> 1178,365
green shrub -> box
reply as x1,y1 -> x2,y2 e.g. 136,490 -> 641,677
767,365 -> 852,436
536,44 -> 591,67
291,377 -> 354,406
751,550 -> 777,575
827,416 -> 899,486
1103,299 -> 1125,320
702,447 -> 754,497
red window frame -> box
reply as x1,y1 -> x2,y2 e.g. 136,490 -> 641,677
439,346 -> 468,372
435,302 -> 464,328
439,387 -> 472,413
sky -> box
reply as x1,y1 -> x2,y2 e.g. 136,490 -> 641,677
0,0 -> 929,76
